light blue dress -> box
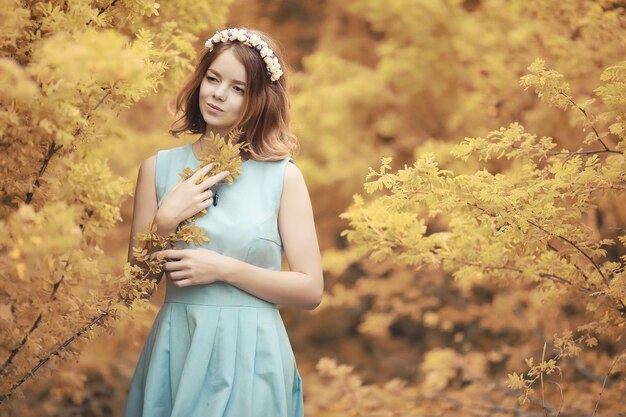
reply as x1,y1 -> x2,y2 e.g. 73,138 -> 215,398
123,142 -> 304,417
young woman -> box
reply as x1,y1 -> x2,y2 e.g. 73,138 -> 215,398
123,27 -> 323,417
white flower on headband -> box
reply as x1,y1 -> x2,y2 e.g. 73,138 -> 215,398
204,28 -> 283,83
249,34 -> 261,45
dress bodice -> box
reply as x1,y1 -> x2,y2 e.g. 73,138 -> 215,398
154,142 -> 294,307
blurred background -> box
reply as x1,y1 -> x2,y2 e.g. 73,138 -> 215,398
1,0 -> 625,415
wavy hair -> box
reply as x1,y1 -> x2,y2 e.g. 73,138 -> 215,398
168,28 -> 299,161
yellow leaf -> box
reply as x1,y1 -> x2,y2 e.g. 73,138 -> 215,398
16,263 -> 26,280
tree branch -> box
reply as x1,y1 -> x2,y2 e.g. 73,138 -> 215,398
24,140 -> 61,204
0,310 -> 110,403
24,86 -> 113,205
0,256 -> 72,377
591,352 -> 625,417
0,275 -> 158,404
557,90 -> 619,154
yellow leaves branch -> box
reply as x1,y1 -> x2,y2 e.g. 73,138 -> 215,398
23,82 -> 117,208
471,200 -> 613,292
520,58 -> 624,155
0,250 -> 74,379
336,61 -> 626,404
344,128 -> 626,316
0,132 -> 245,402
24,140 -> 61,205
449,259 -> 575,288
0,256 -> 159,403
0,310 -> 110,404
507,333 -> 624,412
1,0 -> 234,404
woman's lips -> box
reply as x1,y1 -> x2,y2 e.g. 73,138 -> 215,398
208,103 -> 224,112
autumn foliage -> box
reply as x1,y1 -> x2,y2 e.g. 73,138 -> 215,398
0,0 -> 233,411
2,0 -> 626,416
293,1 -> 625,415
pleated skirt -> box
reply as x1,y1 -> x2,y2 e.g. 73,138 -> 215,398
123,301 -> 304,417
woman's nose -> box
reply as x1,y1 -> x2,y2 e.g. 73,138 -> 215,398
213,84 -> 227,101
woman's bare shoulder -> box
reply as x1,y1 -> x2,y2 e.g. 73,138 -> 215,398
283,159 -> 307,194
138,154 -> 157,177
284,158 -> 300,174
137,143 -> 187,180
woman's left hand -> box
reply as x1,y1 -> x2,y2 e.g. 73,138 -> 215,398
151,248 -> 230,287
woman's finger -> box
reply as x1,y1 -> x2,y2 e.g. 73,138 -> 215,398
198,189 -> 213,201
163,260 -> 186,271
189,163 -> 215,182
168,269 -> 190,280
152,249 -> 185,260
199,170 -> 230,189
171,278 -> 193,287
201,197 -> 214,208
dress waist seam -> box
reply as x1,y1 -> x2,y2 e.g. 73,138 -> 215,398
163,300 -> 278,309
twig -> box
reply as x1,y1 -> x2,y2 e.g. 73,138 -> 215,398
591,352 -> 624,417
0,276 -> 158,403
87,0 -> 119,24
0,214 -> 181,399
0,254 -> 73,376
24,87 -> 113,205
452,259 -> 582,288
541,341 -> 548,417
0,264 -> 160,403
357,205 -> 405,250
471,203 -> 625,313
0,315 -> 41,377
557,90 -> 618,154
548,149 -> 622,156
525,219 -> 608,286
24,140 -> 62,204
548,381 -> 564,417
0,310 -> 110,403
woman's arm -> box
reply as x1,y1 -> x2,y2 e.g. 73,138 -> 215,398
221,162 -> 324,310
127,155 -> 179,283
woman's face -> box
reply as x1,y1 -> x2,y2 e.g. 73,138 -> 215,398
199,48 -> 247,135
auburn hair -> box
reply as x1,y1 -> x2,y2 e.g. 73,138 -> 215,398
168,28 -> 299,161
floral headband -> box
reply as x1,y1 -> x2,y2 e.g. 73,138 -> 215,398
204,28 -> 284,82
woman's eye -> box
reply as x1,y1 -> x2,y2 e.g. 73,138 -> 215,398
234,86 -> 245,94
206,76 -> 217,82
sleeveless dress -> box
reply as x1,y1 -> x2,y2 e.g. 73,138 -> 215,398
123,142 -> 304,417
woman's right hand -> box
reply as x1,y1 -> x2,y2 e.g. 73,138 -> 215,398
157,163 -> 230,228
